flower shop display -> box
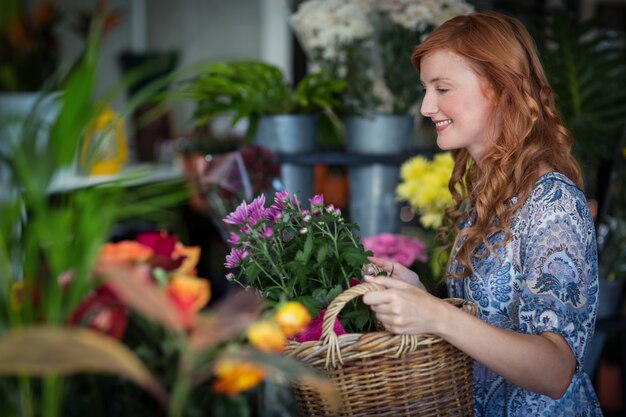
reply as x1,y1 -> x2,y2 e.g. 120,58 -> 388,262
180,60 -> 346,201
222,191 -> 375,333
290,0 -> 475,115
291,0 -> 473,237
181,60 -> 346,142
0,10 -> 330,417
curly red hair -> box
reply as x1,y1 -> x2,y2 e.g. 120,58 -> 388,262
411,12 -> 583,278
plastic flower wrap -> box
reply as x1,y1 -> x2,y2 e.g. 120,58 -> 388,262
361,232 -> 428,267
396,152 -> 454,229
223,191 -> 374,333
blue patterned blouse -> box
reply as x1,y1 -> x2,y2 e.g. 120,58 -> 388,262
447,172 -> 603,417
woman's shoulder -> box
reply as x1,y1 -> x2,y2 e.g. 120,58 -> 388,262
524,171 -> 591,222
531,171 -> 585,203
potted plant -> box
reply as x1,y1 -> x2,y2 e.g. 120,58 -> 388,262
181,60 -> 346,145
180,60 -> 346,201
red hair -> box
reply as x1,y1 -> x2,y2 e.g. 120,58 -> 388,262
411,12 -> 583,278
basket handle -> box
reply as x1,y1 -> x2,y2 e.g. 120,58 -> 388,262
321,281 -> 421,368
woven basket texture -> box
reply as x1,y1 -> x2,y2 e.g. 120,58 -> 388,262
284,282 -> 476,417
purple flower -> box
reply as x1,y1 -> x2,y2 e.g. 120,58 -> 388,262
267,191 -> 289,222
309,194 -> 324,208
259,225 -> 273,238
223,200 -> 249,226
247,195 -> 267,226
225,248 -> 249,269
273,190 -> 289,206
227,232 -> 240,245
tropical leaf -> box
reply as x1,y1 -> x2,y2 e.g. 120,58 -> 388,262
0,326 -> 168,407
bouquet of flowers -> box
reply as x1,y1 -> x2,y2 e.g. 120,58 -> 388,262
223,191 -> 375,334
290,0 -> 474,114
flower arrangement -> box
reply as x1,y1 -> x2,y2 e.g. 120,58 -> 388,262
361,232 -> 428,267
223,191 -> 375,333
396,152 -> 454,229
290,0 -> 474,114
4,230 -> 323,416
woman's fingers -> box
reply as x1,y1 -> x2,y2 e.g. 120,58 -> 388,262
363,274 -> 407,289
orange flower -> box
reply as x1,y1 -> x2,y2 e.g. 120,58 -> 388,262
98,241 -> 153,265
212,359 -> 266,396
166,275 -> 211,318
172,243 -> 201,275
246,320 -> 286,353
274,301 -> 311,337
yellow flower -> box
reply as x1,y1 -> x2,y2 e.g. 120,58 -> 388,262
212,359 -> 266,396
273,301 -> 311,337
246,320 -> 286,353
396,152 -> 454,229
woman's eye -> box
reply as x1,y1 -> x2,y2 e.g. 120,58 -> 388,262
436,88 -> 449,93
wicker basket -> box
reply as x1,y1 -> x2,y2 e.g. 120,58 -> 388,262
283,282 -> 477,417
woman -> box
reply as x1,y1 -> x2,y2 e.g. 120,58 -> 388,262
362,12 -> 602,417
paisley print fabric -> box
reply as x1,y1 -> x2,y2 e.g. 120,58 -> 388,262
447,172 -> 603,417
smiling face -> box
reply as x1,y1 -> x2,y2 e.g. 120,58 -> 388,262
420,49 -> 499,163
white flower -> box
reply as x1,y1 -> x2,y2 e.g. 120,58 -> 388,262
290,0 -> 474,114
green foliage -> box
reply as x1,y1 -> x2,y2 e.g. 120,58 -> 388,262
538,10 -> 626,195
181,60 -> 346,139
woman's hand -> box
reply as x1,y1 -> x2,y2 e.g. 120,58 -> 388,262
361,274 -> 444,335
365,256 -> 426,290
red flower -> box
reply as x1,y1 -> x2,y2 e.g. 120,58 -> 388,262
294,309 -> 345,343
68,286 -> 128,339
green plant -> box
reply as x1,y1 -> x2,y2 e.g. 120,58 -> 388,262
538,9 -> 626,198
180,60 -> 346,140
223,191 -> 376,333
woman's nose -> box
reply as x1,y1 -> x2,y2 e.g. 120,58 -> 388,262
420,90 -> 437,117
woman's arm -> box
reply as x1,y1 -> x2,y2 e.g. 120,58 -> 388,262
362,275 -> 576,399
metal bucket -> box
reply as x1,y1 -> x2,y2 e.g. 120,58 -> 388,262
253,114 -> 318,202
345,114 -> 414,237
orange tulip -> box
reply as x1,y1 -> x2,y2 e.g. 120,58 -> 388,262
246,320 -> 286,353
212,359 -> 266,396
274,301 -> 311,337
